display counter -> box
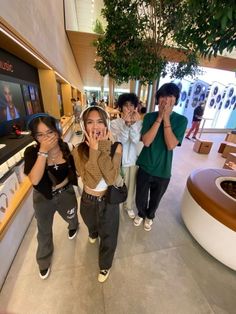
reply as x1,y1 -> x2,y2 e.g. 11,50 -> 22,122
60,115 -> 74,141
0,134 -> 32,165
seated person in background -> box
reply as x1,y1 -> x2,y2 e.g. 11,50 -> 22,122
185,102 -> 205,140
110,93 -> 142,219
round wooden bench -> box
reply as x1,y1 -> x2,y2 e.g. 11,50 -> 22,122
181,168 -> 236,270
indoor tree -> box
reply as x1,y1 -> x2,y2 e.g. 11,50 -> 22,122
174,0 -> 236,59
94,0 -> 200,108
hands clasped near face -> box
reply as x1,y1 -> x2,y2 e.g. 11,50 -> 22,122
84,109 -> 111,150
84,128 -> 110,150
123,106 -> 140,127
158,96 -> 176,121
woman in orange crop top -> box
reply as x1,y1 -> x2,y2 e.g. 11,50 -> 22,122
72,106 -> 122,283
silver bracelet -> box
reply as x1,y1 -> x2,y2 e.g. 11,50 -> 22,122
37,151 -> 48,158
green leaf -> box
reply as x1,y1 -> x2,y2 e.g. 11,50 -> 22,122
221,15 -> 228,29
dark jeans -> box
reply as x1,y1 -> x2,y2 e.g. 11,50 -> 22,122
135,167 -> 170,220
33,185 -> 79,270
80,191 -> 119,270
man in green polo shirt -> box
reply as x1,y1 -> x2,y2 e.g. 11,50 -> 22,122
134,82 -> 188,231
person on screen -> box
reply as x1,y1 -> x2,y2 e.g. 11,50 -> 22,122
0,84 -> 20,121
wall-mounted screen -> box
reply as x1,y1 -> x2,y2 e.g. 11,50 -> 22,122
0,80 -> 26,122
22,84 -> 33,115
31,85 -> 42,113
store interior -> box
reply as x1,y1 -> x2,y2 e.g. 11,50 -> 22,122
0,1 -> 236,313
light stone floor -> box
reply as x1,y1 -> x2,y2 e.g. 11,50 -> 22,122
0,133 -> 236,314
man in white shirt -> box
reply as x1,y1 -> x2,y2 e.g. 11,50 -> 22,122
110,93 -> 142,219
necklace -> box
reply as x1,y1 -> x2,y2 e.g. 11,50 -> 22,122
48,150 -> 61,170
51,157 -> 59,170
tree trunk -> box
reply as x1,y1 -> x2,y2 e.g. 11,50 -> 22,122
137,81 -> 142,99
146,82 -> 153,113
108,76 -> 115,107
129,80 -> 136,93
150,75 -> 161,112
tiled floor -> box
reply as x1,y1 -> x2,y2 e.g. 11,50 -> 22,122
0,133 -> 236,314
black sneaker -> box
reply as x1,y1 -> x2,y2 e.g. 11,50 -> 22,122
39,267 -> 50,280
185,136 -> 191,140
192,136 -> 197,140
68,228 -> 78,240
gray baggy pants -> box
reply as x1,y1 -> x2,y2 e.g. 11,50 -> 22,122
80,191 -> 119,270
33,185 -> 79,270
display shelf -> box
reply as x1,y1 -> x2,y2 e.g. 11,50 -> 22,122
61,115 -> 74,136
0,177 -> 32,240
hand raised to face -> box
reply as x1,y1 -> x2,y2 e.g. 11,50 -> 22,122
40,133 -> 58,153
84,127 -> 109,150
163,96 -> 175,117
158,96 -> 176,118
131,109 -> 140,123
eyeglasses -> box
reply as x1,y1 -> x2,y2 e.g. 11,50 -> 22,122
35,130 -> 55,139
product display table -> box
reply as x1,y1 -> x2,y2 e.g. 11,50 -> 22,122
181,168 -> 236,270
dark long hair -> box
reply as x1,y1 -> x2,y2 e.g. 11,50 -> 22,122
30,116 -> 70,162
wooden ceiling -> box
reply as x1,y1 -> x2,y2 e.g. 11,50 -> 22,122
66,31 -> 103,87
67,30 -> 236,87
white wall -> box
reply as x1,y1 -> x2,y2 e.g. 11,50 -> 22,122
1,0 -> 84,90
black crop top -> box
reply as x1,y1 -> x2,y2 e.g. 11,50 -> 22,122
24,142 -> 77,199
47,162 -> 68,185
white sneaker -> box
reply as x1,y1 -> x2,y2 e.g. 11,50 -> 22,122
144,218 -> 153,231
88,236 -> 97,244
39,267 -> 51,280
133,216 -> 143,226
98,269 -> 110,283
127,209 -> 135,219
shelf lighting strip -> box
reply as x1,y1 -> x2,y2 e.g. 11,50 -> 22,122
0,26 -> 52,70
54,71 -> 70,85
0,26 -> 80,91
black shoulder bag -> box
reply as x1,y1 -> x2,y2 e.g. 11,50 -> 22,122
106,142 -> 128,204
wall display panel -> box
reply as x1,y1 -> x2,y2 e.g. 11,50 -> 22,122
0,80 -> 26,122
22,84 -> 33,115
0,79 -> 42,137
0,49 -> 39,84
0,49 -> 42,137
172,79 -> 192,115
203,82 -> 225,128
214,84 -> 236,128
29,85 -> 42,113
226,104 -> 236,129
182,80 -> 209,128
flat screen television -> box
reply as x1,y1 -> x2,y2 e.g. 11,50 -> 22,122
0,80 -> 26,122
0,80 -> 27,136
